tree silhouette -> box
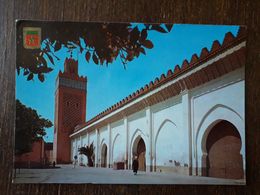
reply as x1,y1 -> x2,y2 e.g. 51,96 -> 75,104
15,99 -> 53,155
17,21 -> 173,82
78,142 -> 95,167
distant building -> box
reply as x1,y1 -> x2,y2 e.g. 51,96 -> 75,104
53,28 -> 246,179
15,139 -> 53,168
44,142 -> 53,164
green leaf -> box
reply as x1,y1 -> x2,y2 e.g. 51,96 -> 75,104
38,73 -> 44,82
85,51 -> 91,62
144,24 -> 152,29
130,26 -> 140,43
54,41 -> 62,52
67,43 -> 77,49
23,70 -> 29,76
79,45 -> 84,53
151,25 -> 167,33
27,73 -> 34,81
142,40 -> 154,49
165,24 -> 173,32
39,66 -> 53,73
41,57 -> 48,67
139,47 -> 146,55
126,54 -> 134,61
45,67 -> 53,73
92,53 -> 99,65
46,52 -> 54,65
140,29 -> 147,41
100,58 -> 104,65
17,67 -> 20,75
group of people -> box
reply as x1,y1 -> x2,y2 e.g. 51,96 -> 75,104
72,155 -> 140,175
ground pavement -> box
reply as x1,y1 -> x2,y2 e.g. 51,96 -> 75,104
13,164 -> 245,185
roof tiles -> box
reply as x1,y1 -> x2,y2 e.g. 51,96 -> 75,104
74,27 -> 246,132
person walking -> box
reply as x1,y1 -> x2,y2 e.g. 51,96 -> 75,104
73,155 -> 78,168
132,155 -> 139,175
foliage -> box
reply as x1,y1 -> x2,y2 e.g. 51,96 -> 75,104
17,22 -> 173,82
78,142 -> 95,167
15,99 -> 53,155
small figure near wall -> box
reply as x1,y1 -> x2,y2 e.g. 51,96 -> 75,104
132,155 -> 139,175
73,155 -> 78,168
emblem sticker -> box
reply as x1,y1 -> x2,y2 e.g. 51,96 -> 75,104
23,27 -> 41,49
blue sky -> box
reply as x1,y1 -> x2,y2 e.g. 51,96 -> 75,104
16,24 -> 239,142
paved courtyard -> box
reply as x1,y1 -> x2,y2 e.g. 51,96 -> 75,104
13,165 -> 245,185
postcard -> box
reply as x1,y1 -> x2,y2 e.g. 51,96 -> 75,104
14,21 -> 246,184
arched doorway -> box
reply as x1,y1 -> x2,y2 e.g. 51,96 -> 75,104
204,120 -> 243,179
101,144 -> 107,168
132,137 -> 146,171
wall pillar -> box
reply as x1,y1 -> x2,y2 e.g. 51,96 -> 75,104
191,97 -> 197,176
146,106 -> 153,172
87,132 -> 89,146
108,123 -> 112,168
128,134 -> 131,170
201,153 -> 208,176
75,137 -> 78,165
79,135 -> 82,165
70,139 -> 74,162
124,117 -> 129,169
182,90 -> 192,175
95,129 -> 99,167
86,132 -> 90,167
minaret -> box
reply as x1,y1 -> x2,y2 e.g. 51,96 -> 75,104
53,58 -> 87,163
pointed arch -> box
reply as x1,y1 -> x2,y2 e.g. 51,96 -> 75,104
195,104 -> 245,176
129,129 -> 147,153
111,133 -> 120,162
100,143 -> 108,168
154,119 -> 178,172
130,129 -> 147,172
129,129 -> 148,168
204,120 -> 243,179
100,138 -> 106,148
196,104 -> 243,145
155,119 -> 177,146
99,138 -> 107,165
